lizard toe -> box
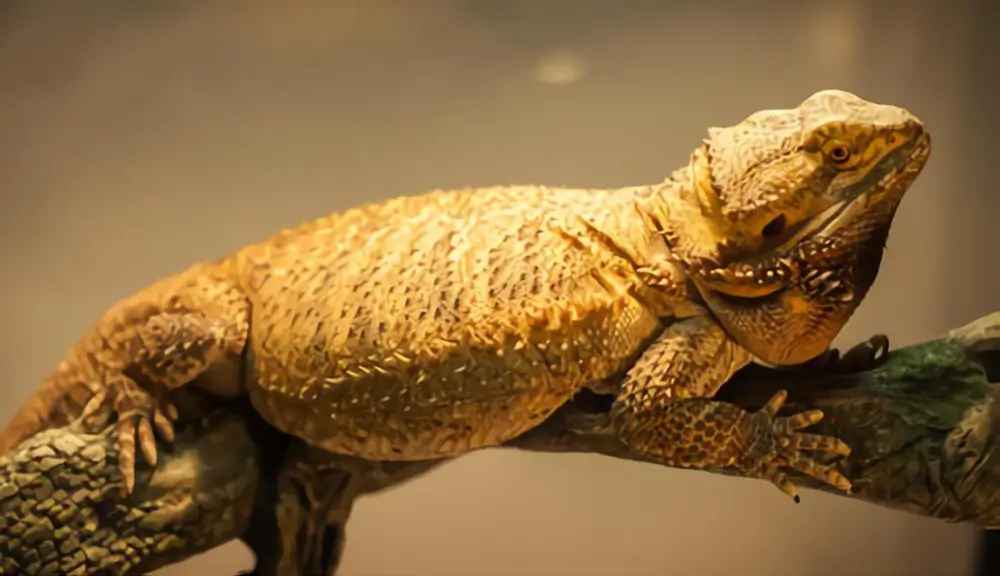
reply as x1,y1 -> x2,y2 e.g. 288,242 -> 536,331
744,392 -> 853,501
97,373 -> 177,495
114,414 -> 139,495
154,408 -> 177,443
762,466 -> 800,503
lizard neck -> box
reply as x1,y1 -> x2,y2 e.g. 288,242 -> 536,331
634,146 -> 727,268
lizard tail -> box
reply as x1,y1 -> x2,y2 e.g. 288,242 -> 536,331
0,372 -> 84,457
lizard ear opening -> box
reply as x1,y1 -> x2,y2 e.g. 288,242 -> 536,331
761,214 -> 787,238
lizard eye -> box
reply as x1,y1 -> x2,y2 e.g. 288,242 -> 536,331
761,214 -> 787,238
828,144 -> 852,164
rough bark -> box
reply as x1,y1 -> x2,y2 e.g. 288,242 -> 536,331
2,312 -> 999,575
0,404 -> 270,575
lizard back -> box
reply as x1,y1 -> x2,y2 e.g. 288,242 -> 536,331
232,185 -> 672,459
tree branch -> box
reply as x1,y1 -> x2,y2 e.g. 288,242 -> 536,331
0,404 -> 273,575
2,312 -> 999,575
511,311 -> 1000,527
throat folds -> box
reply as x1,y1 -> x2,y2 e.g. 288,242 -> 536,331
633,147 -> 799,300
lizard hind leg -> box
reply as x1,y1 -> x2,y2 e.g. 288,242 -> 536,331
611,315 -> 852,502
72,275 -> 250,495
270,444 -> 363,576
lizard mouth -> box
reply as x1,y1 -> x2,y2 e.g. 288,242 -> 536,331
776,131 -> 930,252
691,130 -> 930,299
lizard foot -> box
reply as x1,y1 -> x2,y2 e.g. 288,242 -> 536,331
81,374 -> 178,495
742,390 -> 852,503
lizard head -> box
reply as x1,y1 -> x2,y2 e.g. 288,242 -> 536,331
659,89 -> 931,366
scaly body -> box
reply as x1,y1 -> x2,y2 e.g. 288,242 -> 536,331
2,89 -> 932,503
237,184 -> 692,459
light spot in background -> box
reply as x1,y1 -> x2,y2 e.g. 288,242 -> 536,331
802,2 -> 863,80
532,49 -> 588,86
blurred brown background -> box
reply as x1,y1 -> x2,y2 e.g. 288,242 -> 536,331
1,1 -> 997,574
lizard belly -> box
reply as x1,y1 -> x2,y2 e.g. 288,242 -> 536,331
245,295 -> 661,460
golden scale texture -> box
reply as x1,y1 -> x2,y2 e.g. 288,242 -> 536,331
1,89 -> 932,503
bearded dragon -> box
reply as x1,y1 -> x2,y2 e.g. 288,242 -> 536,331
1,89 -> 931,508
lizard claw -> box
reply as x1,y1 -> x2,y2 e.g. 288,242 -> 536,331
81,374 -> 178,495
833,334 -> 890,374
795,334 -> 891,376
743,390 -> 852,502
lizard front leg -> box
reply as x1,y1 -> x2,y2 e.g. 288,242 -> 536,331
611,315 -> 852,501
